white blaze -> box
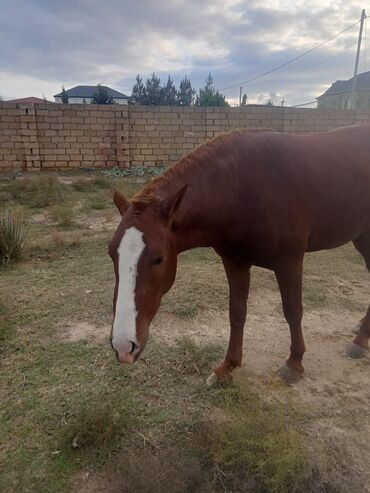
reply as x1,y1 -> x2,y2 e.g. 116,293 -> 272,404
112,226 -> 145,351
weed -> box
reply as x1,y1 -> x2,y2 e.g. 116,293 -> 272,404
7,174 -> 67,208
49,204 -> 75,228
88,192 -> 107,210
50,231 -> 65,248
0,208 -> 28,263
91,176 -> 111,189
70,232 -> 82,247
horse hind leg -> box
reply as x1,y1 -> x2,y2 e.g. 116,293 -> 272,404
347,232 -> 370,358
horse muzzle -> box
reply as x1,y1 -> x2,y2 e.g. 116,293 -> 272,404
111,338 -> 141,365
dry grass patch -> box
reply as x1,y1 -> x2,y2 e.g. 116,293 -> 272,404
6,174 -> 68,208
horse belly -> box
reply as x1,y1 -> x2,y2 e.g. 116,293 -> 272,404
307,204 -> 370,252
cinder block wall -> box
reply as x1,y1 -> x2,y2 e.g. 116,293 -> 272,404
0,102 -> 370,173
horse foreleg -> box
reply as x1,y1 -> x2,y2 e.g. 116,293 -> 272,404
206,257 -> 250,387
275,256 -> 306,383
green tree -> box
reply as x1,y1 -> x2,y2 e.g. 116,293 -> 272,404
61,86 -> 69,104
266,98 -> 274,106
177,76 -> 195,106
91,84 -> 114,104
0,94 -> 5,101
241,94 -> 247,106
196,72 -> 229,107
144,73 -> 163,105
130,74 -> 146,105
162,76 -> 177,106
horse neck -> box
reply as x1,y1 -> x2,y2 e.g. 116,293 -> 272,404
160,167 -> 219,254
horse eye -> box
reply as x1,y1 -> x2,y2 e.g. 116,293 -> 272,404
153,257 -> 163,266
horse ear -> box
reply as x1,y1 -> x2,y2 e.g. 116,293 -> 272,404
159,184 -> 188,222
113,190 -> 129,216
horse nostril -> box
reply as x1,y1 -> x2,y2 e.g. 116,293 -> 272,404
130,341 -> 138,354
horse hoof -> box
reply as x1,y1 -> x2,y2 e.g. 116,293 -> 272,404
206,372 -> 219,387
346,342 -> 368,359
352,322 -> 361,335
277,364 -> 303,384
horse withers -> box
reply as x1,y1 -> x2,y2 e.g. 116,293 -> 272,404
108,124 -> 370,384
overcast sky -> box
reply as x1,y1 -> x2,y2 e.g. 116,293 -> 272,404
0,0 -> 368,106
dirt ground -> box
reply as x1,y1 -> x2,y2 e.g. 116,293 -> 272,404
64,261 -> 370,492
2,173 -> 369,492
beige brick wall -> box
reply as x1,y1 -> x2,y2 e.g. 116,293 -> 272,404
0,102 -> 370,173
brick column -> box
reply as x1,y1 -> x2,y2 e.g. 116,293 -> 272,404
115,105 -> 130,167
19,104 -> 41,171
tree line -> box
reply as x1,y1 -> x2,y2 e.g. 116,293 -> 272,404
58,73 -> 232,106
130,72 -> 229,107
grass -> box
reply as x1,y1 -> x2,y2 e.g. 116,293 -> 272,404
0,172 -> 368,492
71,176 -> 111,193
0,208 -> 28,264
4,174 -> 68,208
88,192 -> 108,210
49,204 -> 75,227
203,375 -> 357,493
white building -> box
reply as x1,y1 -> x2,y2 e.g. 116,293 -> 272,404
54,85 -> 129,104
317,71 -> 370,110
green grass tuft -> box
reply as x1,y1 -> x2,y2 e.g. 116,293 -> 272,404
0,208 -> 28,264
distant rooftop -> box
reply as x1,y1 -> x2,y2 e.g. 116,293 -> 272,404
54,85 -> 128,99
318,71 -> 370,98
7,97 -> 52,104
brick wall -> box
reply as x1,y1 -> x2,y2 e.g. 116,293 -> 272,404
1,102 -> 370,173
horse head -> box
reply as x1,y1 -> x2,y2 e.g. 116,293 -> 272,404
108,184 -> 187,364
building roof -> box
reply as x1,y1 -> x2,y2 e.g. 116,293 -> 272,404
54,85 -> 128,99
7,97 -> 52,104
318,71 -> 370,99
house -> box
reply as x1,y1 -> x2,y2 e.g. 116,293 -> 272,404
7,97 -> 53,104
317,71 -> 370,110
54,85 -> 129,104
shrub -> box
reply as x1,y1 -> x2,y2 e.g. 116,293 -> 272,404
7,174 -> 66,208
49,204 -> 74,228
0,208 -> 28,263
88,193 -> 107,210
101,165 -> 167,178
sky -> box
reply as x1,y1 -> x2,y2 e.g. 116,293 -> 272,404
0,0 -> 368,106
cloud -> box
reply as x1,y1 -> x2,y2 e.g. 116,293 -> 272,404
0,0 -> 366,105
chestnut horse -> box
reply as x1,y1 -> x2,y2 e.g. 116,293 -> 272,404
108,124 -> 370,385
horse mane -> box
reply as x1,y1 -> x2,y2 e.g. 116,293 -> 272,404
132,129 -> 260,203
